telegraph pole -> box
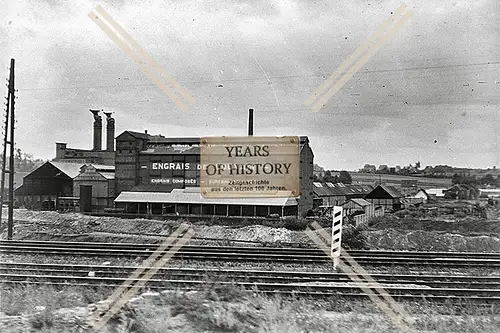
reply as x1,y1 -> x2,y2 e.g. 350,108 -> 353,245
8,59 -> 15,240
0,59 -> 15,239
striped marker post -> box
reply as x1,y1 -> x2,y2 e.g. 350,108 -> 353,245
331,206 -> 343,269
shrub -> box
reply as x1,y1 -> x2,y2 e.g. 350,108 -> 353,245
342,224 -> 369,250
281,217 -> 309,231
367,215 -> 391,227
394,209 -> 410,218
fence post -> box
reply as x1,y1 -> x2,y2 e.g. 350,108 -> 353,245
331,206 -> 343,269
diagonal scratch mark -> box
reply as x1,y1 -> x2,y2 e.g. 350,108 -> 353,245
250,53 -> 281,108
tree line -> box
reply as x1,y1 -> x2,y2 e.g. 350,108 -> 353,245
0,148 -> 46,173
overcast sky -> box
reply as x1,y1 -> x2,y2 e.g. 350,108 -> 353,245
1,0 -> 499,170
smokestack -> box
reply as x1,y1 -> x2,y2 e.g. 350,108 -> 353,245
248,108 -> 254,136
90,109 -> 102,151
104,112 -> 115,152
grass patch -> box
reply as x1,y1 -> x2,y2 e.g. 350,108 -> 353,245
369,214 -> 500,237
0,284 -> 111,316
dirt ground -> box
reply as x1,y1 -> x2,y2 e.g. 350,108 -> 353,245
2,208 -> 500,252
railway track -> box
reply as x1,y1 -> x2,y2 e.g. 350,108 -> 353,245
1,262 -> 500,302
1,240 -> 500,267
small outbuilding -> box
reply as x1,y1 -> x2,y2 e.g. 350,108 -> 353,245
411,188 -> 429,204
365,184 -> 403,212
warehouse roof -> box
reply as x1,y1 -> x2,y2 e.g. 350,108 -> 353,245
140,146 -> 200,155
365,185 -> 402,199
313,182 -> 373,197
119,130 -> 152,140
115,188 -> 297,206
347,198 -> 371,207
50,161 -> 84,178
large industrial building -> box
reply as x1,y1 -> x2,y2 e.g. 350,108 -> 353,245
15,110 -> 315,218
113,131 -> 314,217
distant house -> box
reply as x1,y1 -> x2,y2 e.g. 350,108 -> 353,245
425,188 -> 447,199
444,184 -> 480,200
365,184 -> 403,212
412,189 -> 429,204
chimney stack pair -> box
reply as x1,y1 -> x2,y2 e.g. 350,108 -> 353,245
90,109 -> 115,151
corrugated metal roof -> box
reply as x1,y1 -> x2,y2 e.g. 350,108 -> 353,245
121,130 -> 152,140
349,198 -> 371,206
115,188 -> 297,206
365,184 -> 402,199
380,185 -> 403,198
313,182 -> 374,197
313,185 -> 333,197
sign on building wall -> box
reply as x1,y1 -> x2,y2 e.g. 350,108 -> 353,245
150,178 -> 197,185
200,136 -> 300,198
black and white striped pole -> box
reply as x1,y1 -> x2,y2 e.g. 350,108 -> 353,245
331,206 -> 343,269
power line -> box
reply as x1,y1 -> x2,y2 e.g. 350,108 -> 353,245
16,61 -> 500,92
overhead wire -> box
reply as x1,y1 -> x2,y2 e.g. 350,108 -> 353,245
15,61 -> 500,92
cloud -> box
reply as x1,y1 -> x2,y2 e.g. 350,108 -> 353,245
1,0 -> 499,170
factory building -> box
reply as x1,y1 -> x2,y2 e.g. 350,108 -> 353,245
14,161 -> 115,211
15,109 -> 116,211
54,110 -> 115,165
16,109 -> 315,217
73,164 -> 115,211
113,130 -> 315,217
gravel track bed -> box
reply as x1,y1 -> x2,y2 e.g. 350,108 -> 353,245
3,254 -> 500,276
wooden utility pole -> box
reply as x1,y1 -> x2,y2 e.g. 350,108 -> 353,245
8,58 -> 15,240
0,59 -> 15,239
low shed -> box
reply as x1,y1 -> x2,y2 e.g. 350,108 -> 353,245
115,187 -> 298,217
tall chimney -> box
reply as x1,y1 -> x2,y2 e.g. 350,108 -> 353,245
104,112 -> 115,152
90,109 -> 102,151
248,108 -> 254,136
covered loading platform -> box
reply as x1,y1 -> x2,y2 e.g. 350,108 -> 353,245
114,187 -> 298,217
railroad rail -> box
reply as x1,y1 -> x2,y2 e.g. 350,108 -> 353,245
1,262 -> 500,302
1,240 -> 500,267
